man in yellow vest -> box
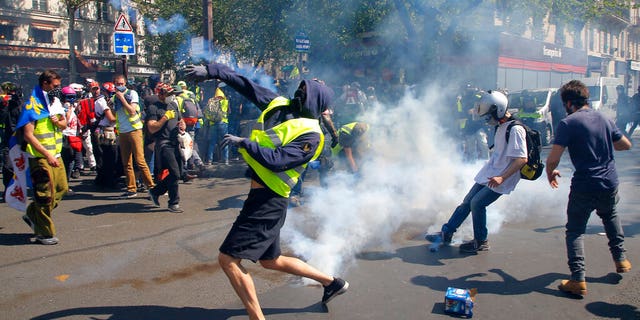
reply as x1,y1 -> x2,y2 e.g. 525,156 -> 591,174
18,70 -> 66,245
112,74 -> 155,198
186,63 -> 349,319
331,121 -> 369,174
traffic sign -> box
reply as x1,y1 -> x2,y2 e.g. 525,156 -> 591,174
113,32 -> 135,55
114,13 -> 133,32
295,31 -> 310,53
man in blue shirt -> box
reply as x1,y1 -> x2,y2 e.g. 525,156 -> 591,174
546,80 -> 632,296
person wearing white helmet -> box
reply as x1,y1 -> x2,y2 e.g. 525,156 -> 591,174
426,90 -> 528,254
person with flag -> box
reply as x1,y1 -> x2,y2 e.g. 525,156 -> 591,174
14,69 -> 67,245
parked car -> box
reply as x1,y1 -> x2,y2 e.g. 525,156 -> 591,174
507,88 -> 556,145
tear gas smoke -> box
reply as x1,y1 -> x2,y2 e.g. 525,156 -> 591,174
281,85 -> 571,278
146,15 -> 188,36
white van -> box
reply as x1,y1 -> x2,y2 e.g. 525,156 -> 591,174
580,77 -> 623,120
507,88 -> 556,145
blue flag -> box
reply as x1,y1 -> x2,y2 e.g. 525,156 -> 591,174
16,85 -> 50,130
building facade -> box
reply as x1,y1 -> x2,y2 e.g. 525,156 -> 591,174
0,0 -> 157,88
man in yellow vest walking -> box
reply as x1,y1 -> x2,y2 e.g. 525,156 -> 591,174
18,70 -> 66,245
186,63 -> 349,320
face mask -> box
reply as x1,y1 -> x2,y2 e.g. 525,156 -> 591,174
115,86 -> 127,92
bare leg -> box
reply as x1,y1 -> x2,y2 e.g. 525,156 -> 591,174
259,255 -> 334,286
218,252 -> 265,320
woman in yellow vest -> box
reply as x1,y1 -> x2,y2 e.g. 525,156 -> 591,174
185,63 -> 349,319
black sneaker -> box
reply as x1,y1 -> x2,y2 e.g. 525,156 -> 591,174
120,191 -> 138,199
148,190 -> 160,207
459,240 -> 490,254
322,277 -> 349,304
22,215 -> 35,232
71,169 -> 80,179
168,204 -> 184,213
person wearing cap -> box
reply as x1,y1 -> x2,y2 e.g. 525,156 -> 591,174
177,80 -> 197,102
146,83 -> 186,213
185,63 -> 349,319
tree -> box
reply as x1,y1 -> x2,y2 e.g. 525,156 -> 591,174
64,0 -> 94,82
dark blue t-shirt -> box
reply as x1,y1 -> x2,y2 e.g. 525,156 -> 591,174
553,108 -> 622,192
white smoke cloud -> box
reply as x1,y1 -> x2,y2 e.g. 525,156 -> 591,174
145,15 -> 188,36
281,83 -> 571,278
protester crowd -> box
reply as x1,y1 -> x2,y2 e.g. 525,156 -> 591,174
1,69 -> 634,320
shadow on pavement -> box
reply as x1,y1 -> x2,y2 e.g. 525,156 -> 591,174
205,194 -> 246,211
70,202 -> 164,216
0,232 -> 34,246
30,303 -> 327,320
411,269 -> 622,299
585,301 -> 640,320
357,244 -> 477,267
534,219 -> 640,238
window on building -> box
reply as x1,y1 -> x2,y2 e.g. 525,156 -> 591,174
589,29 -> 595,51
98,1 -> 112,22
71,30 -> 83,51
0,0 -> 11,8
32,0 -> 47,11
98,33 -> 110,52
32,28 -> 53,43
0,25 -> 14,41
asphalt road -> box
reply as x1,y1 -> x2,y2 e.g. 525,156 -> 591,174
1,142 -> 639,320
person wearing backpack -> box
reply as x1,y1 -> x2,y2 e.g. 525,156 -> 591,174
425,90 -> 527,254
546,80 -> 632,296
204,87 -> 229,165
173,85 -> 204,174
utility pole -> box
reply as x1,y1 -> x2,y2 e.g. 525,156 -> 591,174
203,0 -> 213,43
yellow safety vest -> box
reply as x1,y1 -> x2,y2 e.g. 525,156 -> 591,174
331,122 -> 358,156
26,116 -> 63,158
239,97 -> 324,198
111,91 -> 143,131
518,109 -> 542,119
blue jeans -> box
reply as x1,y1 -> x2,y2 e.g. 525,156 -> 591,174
565,188 -> 626,281
442,183 -> 501,242
207,122 -> 229,163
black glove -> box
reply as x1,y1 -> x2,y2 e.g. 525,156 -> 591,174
220,134 -> 244,150
330,138 -> 339,148
184,65 -> 210,83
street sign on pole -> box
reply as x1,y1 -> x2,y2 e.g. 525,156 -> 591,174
113,32 -> 136,55
114,13 -> 133,32
294,31 -> 310,53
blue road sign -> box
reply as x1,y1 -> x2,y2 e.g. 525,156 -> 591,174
295,31 -> 310,53
113,32 -> 136,55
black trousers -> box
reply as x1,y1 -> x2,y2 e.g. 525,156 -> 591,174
150,141 -> 182,206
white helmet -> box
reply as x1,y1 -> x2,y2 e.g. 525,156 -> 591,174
476,90 -> 508,120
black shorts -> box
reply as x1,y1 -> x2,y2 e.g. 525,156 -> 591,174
219,187 -> 289,262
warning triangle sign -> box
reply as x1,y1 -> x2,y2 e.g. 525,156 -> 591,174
114,14 -> 133,32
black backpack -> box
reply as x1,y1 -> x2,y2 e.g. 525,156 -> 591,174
502,120 -> 544,180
